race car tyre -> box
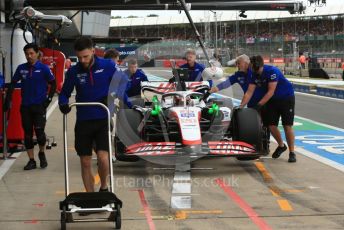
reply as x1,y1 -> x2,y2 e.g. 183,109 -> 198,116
231,108 -> 263,160
114,109 -> 142,162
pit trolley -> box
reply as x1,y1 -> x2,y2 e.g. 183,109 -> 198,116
59,102 -> 122,229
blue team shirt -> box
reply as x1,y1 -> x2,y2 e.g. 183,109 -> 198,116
216,69 -> 266,108
0,72 -> 4,88
180,62 -> 205,81
59,56 -> 130,121
125,69 -> 148,97
12,61 -> 55,106
249,65 -> 294,100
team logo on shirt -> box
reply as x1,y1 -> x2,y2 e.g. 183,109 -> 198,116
76,73 -> 87,84
34,70 -> 41,73
270,74 -> 277,80
94,69 -> 104,74
20,70 -> 29,79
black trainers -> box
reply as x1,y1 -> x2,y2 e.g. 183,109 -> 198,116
288,152 -> 297,163
38,152 -> 48,168
24,159 -> 37,170
99,187 -> 109,192
272,144 -> 288,159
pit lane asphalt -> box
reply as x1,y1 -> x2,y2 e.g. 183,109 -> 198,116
0,67 -> 343,230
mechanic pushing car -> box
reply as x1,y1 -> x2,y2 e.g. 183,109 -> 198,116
209,54 -> 267,109
240,55 -> 296,163
3,43 -> 56,170
124,58 -> 148,98
58,37 -> 131,192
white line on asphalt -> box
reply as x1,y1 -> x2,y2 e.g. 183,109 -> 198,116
0,99 -> 58,181
295,92 -> 344,103
295,115 -> 344,132
295,147 -> 344,173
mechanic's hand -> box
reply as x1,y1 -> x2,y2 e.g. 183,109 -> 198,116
3,98 -> 10,112
59,104 -> 71,114
168,77 -> 175,84
209,86 -> 219,94
253,104 -> 263,112
43,97 -> 52,109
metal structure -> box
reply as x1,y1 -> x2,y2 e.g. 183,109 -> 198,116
9,0 -> 305,13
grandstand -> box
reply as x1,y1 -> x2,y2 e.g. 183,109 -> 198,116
109,3 -> 344,75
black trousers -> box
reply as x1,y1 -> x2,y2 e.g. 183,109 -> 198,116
20,104 -> 47,149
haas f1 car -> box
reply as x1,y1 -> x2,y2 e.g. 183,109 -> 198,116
114,70 -> 269,164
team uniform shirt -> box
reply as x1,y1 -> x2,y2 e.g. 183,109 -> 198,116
124,69 -> 148,97
217,69 -> 266,108
59,56 -> 130,121
12,61 -> 55,106
180,62 -> 205,82
0,72 -> 4,88
249,65 -> 294,100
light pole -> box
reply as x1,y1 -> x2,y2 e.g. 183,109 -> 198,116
210,10 -> 218,57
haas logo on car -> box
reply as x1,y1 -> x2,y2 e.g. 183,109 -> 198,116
126,142 -> 175,156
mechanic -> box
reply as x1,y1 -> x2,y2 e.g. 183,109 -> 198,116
58,37 -> 130,192
169,49 -> 205,84
124,58 -> 148,98
104,48 -> 120,65
240,55 -> 296,163
3,43 -> 56,170
209,54 -> 266,109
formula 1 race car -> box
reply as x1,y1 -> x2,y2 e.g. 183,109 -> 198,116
113,70 -> 269,164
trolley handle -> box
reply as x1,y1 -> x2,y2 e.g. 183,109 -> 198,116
63,102 -> 114,197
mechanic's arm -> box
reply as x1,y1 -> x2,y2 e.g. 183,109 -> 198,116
58,70 -> 75,114
110,68 -> 133,108
210,74 -> 236,93
257,81 -> 277,106
44,67 -> 57,108
240,84 -> 256,108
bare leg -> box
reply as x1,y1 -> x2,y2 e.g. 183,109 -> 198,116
39,145 -> 45,152
283,125 -> 295,152
27,148 -> 34,159
80,156 -> 94,192
97,150 -> 109,190
269,125 -> 284,147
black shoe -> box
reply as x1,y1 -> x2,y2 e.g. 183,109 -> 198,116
99,187 -> 109,192
288,152 -> 297,163
272,144 -> 287,159
38,152 -> 48,168
24,160 -> 37,170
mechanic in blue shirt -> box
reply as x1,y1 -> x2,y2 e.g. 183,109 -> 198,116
3,43 -> 56,170
58,37 -> 130,192
209,54 -> 266,109
169,48 -> 206,84
240,55 -> 296,163
0,72 -> 4,88
180,48 -> 205,81
124,58 -> 148,97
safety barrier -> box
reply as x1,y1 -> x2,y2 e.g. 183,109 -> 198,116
317,86 -> 344,99
292,83 -> 312,94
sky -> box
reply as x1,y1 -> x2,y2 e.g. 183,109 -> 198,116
111,0 -> 339,18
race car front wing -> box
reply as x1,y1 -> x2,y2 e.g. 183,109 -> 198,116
124,141 -> 260,157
